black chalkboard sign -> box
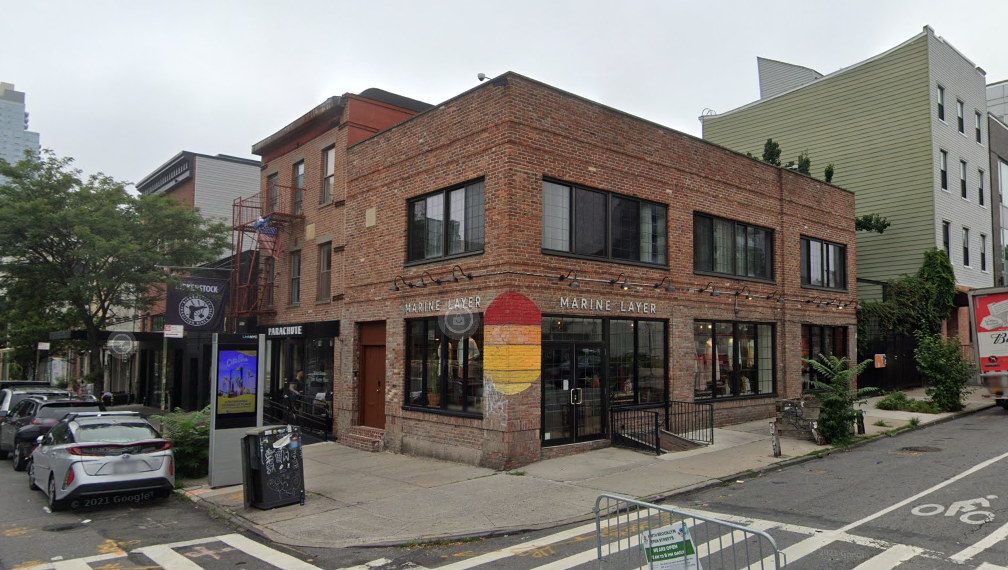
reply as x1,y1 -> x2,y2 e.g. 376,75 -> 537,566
242,425 -> 304,510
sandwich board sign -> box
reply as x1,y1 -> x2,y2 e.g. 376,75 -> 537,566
640,523 -> 703,569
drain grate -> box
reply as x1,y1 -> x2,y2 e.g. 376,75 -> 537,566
899,446 -> 941,453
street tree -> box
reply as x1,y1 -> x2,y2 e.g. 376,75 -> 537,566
0,151 -> 230,392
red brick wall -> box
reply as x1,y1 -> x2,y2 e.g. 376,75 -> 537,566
267,74 -> 858,468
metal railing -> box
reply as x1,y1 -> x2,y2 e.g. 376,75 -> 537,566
594,494 -> 786,569
611,400 -> 714,454
263,395 -> 332,442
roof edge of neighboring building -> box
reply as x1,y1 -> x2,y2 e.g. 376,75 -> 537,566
356,88 -> 433,113
756,56 -> 822,76
702,26 -> 932,122
988,78 -> 1008,88
990,111 -> 1008,132
252,96 -> 343,157
348,71 -> 856,197
135,151 -> 259,191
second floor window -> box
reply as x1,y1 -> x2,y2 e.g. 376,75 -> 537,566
801,236 -> 846,289
321,147 -> 335,204
942,221 -> 951,256
267,173 -> 279,213
317,242 -> 331,302
542,181 -> 667,264
292,161 -> 304,214
408,180 -> 485,262
963,227 -> 970,267
289,251 -> 301,305
694,213 -> 772,280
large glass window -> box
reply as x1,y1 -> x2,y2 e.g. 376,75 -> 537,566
289,251 -> 300,305
694,213 -> 773,280
321,147 -> 335,204
694,321 -> 775,399
408,180 -> 484,262
292,161 -> 304,214
607,319 -> 667,406
405,317 -> 483,414
305,337 -> 334,405
542,181 -> 667,265
317,242 -> 331,302
801,325 -> 848,391
801,236 -> 847,289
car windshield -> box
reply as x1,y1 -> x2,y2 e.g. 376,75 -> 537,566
10,391 -> 68,407
76,423 -> 159,443
37,404 -> 101,419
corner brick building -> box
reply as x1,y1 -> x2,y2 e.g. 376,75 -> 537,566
238,73 -> 857,469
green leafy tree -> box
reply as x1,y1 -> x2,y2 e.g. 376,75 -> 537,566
915,333 -> 975,412
761,138 -> 782,166
804,355 -> 875,445
855,213 -> 891,234
797,150 -> 811,175
0,151 -> 229,392
824,163 -> 835,183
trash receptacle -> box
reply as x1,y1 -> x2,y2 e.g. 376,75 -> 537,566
242,425 -> 305,510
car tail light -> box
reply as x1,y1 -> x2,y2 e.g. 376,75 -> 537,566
63,466 -> 74,489
168,457 -> 174,476
30,418 -> 57,426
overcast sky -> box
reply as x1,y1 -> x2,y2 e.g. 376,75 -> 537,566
2,0 -> 1006,188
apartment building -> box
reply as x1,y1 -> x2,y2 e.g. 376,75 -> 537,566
0,82 -> 40,175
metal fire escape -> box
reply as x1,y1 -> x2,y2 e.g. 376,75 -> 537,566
230,184 -> 305,319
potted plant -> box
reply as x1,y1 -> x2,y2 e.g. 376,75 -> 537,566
427,361 -> 441,407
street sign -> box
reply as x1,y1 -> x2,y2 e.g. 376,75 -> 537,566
37,342 -> 50,350
164,324 -> 184,338
640,523 -> 703,569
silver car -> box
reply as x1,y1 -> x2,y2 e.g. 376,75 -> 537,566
28,411 -> 174,511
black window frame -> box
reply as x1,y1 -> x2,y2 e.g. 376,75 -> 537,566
940,150 -> 948,190
942,221 -> 951,256
263,257 -> 275,307
320,146 -> 335,205
976,111 -> 983,143
292,161 -> 305,214
957,99 -> 965,133
961,160 -> 968,199
604,318 -> 669,407
979,169 -> 985,206
693,212 -> 774,281
404,317 -> 483,416
693,320 -> 776,401
542,179 -> 668,267
937,85 -> 945,121
289,250 -> 301,305
407,179 -> 485,264
317,242 -> 331,303
981,233 -> 988,271
800,236 -> 847,290
963,227 -> 971,267
267,173 -> 279,213
801,324 -> 848,392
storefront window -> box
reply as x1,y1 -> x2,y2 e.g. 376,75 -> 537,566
694,321 -> 775,399
802,325 -> 848,391
305,338 -> 334,403
405,317 -> 483,415
543,318 -> 603,343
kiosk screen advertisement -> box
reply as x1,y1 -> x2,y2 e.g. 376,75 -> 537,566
215,348 -> 258,429
973,291 -> 1008,374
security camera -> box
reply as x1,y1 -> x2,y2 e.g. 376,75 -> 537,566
478,73 -> 488,82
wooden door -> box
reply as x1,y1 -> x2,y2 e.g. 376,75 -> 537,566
359,322 -> 387,429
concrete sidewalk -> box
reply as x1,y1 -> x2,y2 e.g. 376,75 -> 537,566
181,387 -> 997,548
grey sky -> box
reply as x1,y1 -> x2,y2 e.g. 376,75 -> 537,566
2,0 -> 1006,188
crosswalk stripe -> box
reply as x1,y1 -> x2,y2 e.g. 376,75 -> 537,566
951,519 -> 1008,562
135,544 -> 205,570
748,532 -> 837,569
435,520 -> 599,570
218,533 -> 323,570
21,553 -> 123,570
976,563 -> 1008,570
851,544 -> 923,570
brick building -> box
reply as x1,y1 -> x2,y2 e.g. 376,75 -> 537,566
240,73 -> 857,469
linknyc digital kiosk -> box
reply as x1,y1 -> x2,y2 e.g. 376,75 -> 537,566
208,333 -> 266,488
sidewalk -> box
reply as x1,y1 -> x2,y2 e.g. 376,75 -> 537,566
181,388 -> 996,549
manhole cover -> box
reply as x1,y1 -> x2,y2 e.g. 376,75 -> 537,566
900,446 -> 941,453
42,522 -> 82,532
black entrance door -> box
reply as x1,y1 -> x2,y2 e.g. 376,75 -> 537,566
542,343 -> 606,445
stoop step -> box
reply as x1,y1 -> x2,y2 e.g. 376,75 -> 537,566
342,425 -> 385,452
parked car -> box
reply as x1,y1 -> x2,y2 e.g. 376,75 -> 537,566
0,380 -> 52,391
0,397 -> 102,469
0,388 -> 73,419
28,411 -> 174,511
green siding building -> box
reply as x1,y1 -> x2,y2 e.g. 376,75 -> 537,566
703,26 -> 992,299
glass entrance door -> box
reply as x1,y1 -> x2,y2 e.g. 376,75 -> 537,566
542,343 -> 605,445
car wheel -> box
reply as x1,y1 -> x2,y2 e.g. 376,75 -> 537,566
47,475 -> 66,512
28,459 -> 38,490
11,445 -> 27,471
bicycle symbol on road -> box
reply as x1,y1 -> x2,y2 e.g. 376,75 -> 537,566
911,495 -> 997,524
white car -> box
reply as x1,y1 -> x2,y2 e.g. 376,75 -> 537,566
29,411 -> 174,511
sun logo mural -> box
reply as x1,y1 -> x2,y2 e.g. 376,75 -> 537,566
482,292 -> 542,396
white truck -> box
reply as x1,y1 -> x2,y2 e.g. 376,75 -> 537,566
968,287 -> 1008,408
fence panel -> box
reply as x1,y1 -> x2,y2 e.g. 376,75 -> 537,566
594,494 -> 785,569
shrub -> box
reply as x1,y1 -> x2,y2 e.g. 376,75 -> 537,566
874,391 -> 940,414
915,333 -> 976,412
804,355 -> 876,445
158,406 -> 211,479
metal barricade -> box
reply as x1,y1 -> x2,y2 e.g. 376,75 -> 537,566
594,494 -> 786,569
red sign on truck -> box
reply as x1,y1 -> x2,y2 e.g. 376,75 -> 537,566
971,290 -> 1008,373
